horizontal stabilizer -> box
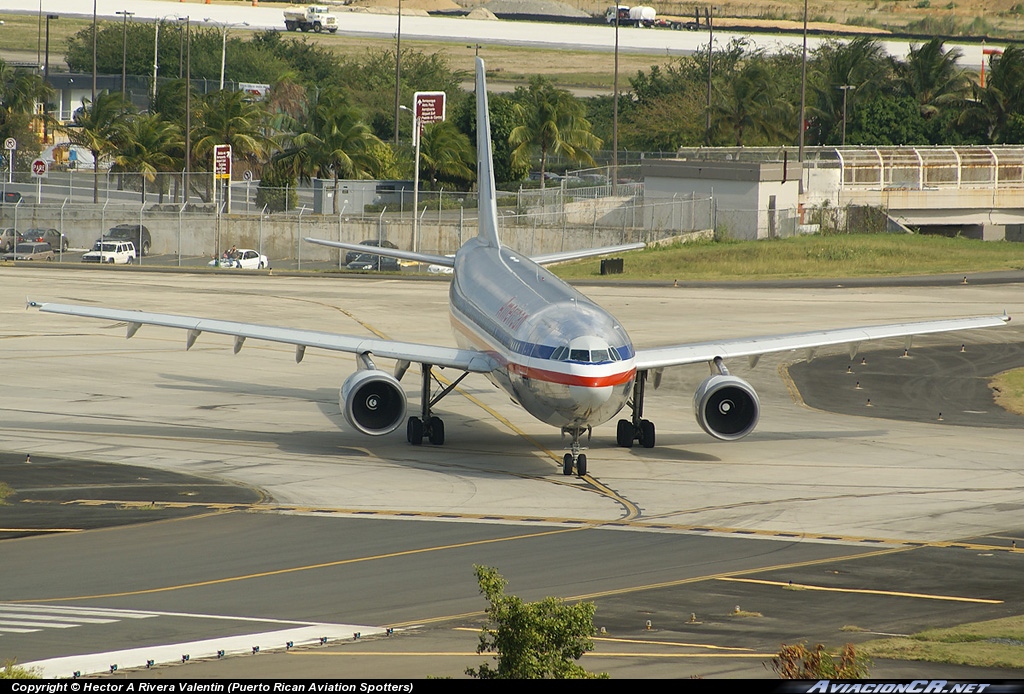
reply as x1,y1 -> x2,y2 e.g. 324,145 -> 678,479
531,242 -> 646,266
304,237 -> 454,267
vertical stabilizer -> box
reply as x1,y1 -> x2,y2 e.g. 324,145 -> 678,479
475,58 -> 501,248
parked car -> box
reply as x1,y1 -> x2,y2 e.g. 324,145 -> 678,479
427,254 -> 455,275
82,240 -> 136,264
20,227 -> 68,252
2,241 -> 54,261
346,253 -> 400,272
0,191 -> 23,204
344,239 -> 398,264
0,228 -> 16,252
104,224 -> 151,256
209,248 -> 269,270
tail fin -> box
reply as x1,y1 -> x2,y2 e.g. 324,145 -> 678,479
475,58 -> 501,248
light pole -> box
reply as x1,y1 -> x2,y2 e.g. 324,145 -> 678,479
798,0 -> 807,164
399,104 -> 420,253
117,10 -> 134,100
204,18 -> 249,91
393,0 -> 402,145
705,5 -> 714,145
838,84 -> 855,146
612,7 -> 619,195
44,14 -> 58,144
44,14 -> 58,81
179,16 -> 191,202
91,0 -> 97,104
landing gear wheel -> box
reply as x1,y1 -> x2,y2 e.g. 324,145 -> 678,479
562,453 -> 573,476
407,416 -> 423,445
616,419 -> 634,448
427,416 -> 445,445
639,419 -> 656,449
576,454 -> 587,476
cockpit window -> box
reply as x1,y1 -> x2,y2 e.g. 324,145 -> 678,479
551,346 -> 568,361
590,349 -> 609,362
570,349 -> 589,362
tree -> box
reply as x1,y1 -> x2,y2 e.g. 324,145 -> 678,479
509,76 -> 601,189
770,642 -> 871,679
192,89 -> 274,174
709,53 -> 792,146
808,37 -> 893,145
276,88 -> 385,214
0,62 -> 50,167
452,92 -> 526,185
59,91 -> 133,203
465,565 -> 606,679
110,113 -> 181,201
895,39 -> 969,121
417,120 -> 475,190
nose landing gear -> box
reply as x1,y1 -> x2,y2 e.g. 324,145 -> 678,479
561,426 -> 590,476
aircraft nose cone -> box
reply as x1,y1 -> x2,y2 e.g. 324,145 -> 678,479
569,385 -> 613,411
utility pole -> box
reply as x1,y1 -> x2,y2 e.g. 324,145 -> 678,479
393,0 -> 402,145
838,84 -> 855,146
117,10 -> 135,100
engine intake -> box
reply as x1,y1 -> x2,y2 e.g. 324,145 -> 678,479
693,374 -> 760,441
340,369 -> 407,436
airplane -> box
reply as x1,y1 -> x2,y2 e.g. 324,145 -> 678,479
35,58 -> 1011,477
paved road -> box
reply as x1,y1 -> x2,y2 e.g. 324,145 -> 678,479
1,267 -> 1023,678
0,0 -> 994,68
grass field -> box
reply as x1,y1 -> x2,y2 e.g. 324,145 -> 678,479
552,233 -> 1024,282
859,615 -> 1024,670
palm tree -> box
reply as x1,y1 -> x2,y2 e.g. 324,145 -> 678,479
277,88 -> 385,214
111,113 -> 182,202
808,37 -> 892,145
418,120 -> 474,190
895,39 -> 969,120
59,91 -> 132,203
959,45 -> 1024,143
509,76 -> 601,189
710,57 -> 791,146
193,90 -> 273,170
0,62 -> 52,165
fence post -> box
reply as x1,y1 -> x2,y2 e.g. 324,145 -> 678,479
260,204 -> 267,261
59,198 -> 68,261
297,206 -> 306,270
338,203 -> 347,269
139,202 -> 145,265
178,201 -> 185,267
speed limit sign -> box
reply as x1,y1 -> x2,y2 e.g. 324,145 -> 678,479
31,158 -> 48,178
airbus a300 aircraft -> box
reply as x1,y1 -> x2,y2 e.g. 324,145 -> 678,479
38,59 -> 1010,476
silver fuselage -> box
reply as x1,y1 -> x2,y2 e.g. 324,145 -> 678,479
450,237 -> 636,429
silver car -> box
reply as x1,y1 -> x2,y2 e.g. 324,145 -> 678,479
2,241 -> 54,261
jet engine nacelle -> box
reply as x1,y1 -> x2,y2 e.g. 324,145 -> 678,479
693,374 -> 760,441
340,369 -> 407,436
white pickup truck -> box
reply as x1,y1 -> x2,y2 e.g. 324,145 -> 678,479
283,6 -> 339,33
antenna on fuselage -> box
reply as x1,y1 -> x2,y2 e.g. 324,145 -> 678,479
475,57 -> 501,249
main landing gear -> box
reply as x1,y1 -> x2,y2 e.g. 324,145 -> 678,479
561,426 -> 590,477
616,370 -> 656,449
406,364 -> 468,446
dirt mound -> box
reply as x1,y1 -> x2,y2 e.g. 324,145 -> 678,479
466,7 -> 500,19
481,0 -> 591,18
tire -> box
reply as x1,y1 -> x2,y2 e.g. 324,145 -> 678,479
639,419 -> 656,449
313,23 -> 322,33
258,262 -> 265,269
562,453 -> 573,476
427,416 -> 445,445
107,257 -> 114,264
576,454 -> 587,476
616,419 -> 634,448
406,416 -> 423,445
126,256 -> 133,265
329,28 -> 337,33
141,241 -> 150,256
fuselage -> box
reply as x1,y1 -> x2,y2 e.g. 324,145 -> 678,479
449,237 -> 636,430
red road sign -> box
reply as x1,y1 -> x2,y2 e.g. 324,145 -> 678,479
31,159 -> 47,178
214,144 -> 232,180
414,92 -> 446,125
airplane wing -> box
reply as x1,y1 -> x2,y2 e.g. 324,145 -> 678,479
530,242 -> 646,266
633,315 -> 1011,371
34,303 -> 498,373
305,237 -> 454,268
